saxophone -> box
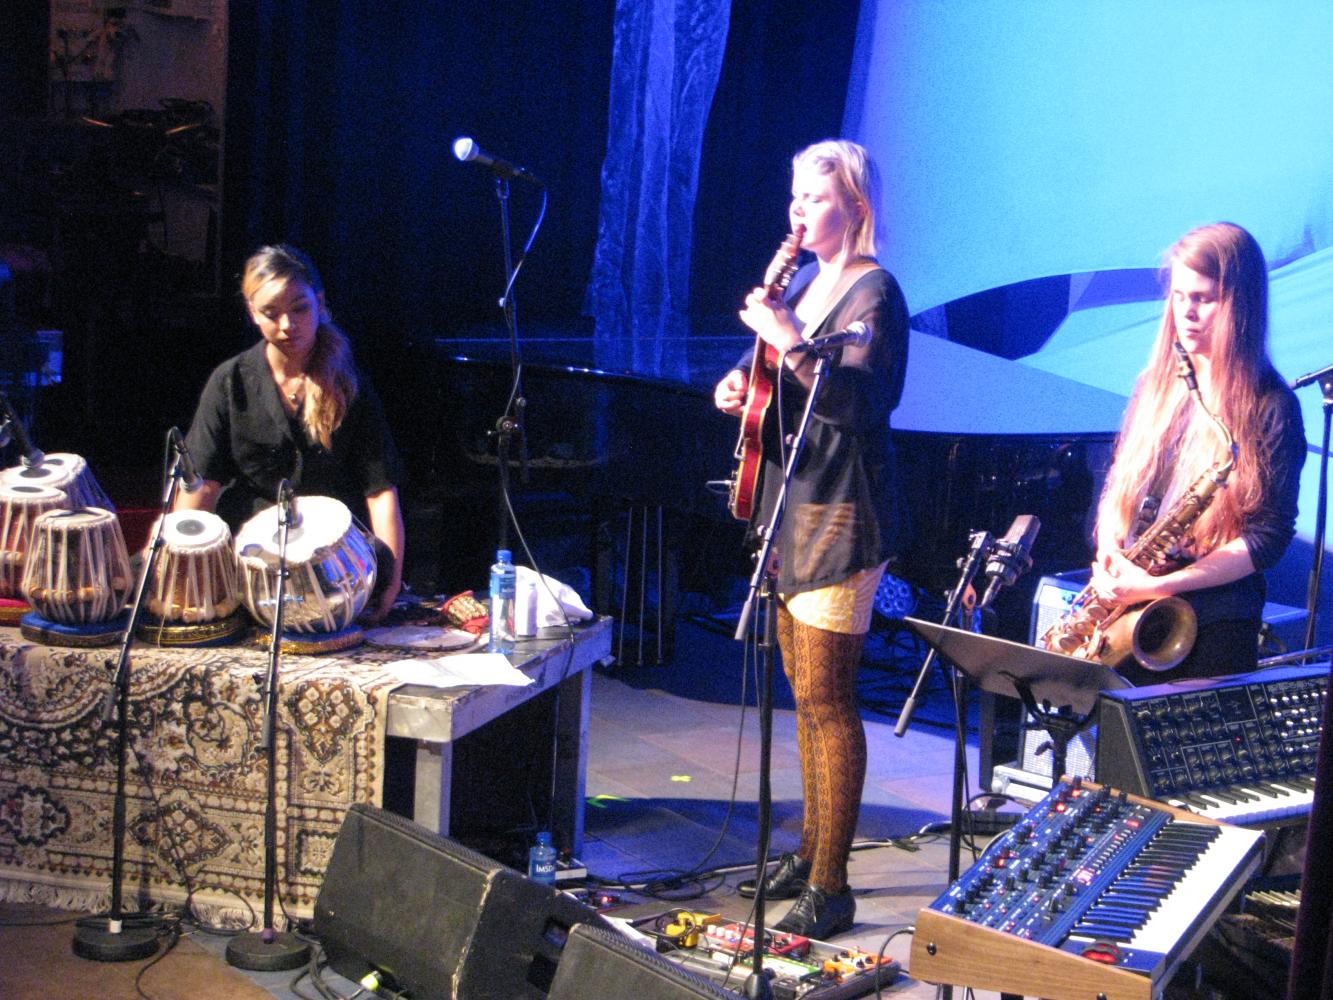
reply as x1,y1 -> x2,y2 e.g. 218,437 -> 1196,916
1041,343 -> 1238,672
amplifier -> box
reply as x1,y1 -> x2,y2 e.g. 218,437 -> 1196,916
1028,569 -> 1090,649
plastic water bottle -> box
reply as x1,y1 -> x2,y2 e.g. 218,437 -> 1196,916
515,577 -> 539,637
528,830 -> 557,885
488,548 -> 516,654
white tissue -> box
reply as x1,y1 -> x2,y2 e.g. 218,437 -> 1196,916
514,566 -> 594,626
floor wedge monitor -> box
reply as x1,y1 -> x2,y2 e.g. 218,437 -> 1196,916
314,803 -> 605,999
547,922 -> 741,999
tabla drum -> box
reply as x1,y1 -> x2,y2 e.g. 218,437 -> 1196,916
1,452 -> 115,511
137,509 -> 248,647
0,482 -> 70,623
235,495 -> 376,654
20,506 -> 131,646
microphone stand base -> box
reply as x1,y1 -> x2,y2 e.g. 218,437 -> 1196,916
72,914 -> 161,962
743,968 -> 776,999
226,929 -> 312,972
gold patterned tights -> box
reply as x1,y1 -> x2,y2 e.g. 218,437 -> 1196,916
777,603 -> 867,893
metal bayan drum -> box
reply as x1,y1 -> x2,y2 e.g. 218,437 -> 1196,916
235,495 -> 376,652
1,482 -> 69,594
1,452 -> 115,511
20,506 -> 132,645
138,509 -> 247,646
0,483 -> 70,623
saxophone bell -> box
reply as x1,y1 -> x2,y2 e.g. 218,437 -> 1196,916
1099,595 -> 1198,673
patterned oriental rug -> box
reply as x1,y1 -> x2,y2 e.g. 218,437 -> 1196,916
0,628 -> 403,923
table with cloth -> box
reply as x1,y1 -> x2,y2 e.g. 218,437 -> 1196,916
0,618 -> 608,922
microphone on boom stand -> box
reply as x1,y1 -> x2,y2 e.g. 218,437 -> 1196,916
978,515 -> 1040,611
0,390 -> 45,467
72,429 -> 204,962
226,479 -> 312,972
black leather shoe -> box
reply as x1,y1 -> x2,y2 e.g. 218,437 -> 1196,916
737,852 -> 811,900
773,884 -> 855,939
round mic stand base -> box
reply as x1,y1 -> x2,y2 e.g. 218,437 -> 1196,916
225,929 -> 312,972
72,913 -> 160,962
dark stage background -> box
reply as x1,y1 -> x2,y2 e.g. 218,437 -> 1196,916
1,0 -> 857,525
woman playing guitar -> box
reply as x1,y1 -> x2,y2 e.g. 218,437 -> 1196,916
712,139 -> 910,939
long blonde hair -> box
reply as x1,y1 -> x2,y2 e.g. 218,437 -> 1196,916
792,139 -> 881,258
242,244 -> 358,450
1096,222 -> 1281,554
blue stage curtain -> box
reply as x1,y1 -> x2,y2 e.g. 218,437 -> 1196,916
584,0 -> 730,381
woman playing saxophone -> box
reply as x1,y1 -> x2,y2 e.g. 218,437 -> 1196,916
1087,222 -> 1305,686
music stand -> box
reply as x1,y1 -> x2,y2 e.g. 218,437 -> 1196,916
899,618 -> 1130,872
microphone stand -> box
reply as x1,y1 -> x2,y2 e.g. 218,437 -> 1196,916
894,530 -> 992,740
904,537 -> 992,891
226,481 -> 311,971
1296,365 -> 1332,650
733,346 -> 833,1000
888,534 -> 990,1000
482,178 -> 546,552
489,176 -> 524,552
72,432 -> 186,961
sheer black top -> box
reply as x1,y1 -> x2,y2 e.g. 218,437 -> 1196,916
734,264 -> 910,594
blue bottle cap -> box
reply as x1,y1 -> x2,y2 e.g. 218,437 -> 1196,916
496,549 -> 512,562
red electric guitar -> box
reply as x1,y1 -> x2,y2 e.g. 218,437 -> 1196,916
727,226 -> 805,521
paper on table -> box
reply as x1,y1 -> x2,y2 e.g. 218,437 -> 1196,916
385,652 -> 535,689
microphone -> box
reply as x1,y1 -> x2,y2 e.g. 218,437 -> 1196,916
788,321 -> 872,354
1292,361 -> 1333,390
277,479 -> 300,528
0,391 -> 45,468
452,137 -> 545,186
979,514 -> 1040,610
168,427 -> 203,493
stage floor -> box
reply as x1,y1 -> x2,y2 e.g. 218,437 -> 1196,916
182,616 -> 1013,999
7,613 -> 1248,998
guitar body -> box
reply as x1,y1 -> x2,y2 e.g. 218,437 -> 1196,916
728,227 -> 804,521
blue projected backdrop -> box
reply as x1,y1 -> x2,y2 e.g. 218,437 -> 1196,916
845,1 -> 1333,607
846,1 -> 1333,314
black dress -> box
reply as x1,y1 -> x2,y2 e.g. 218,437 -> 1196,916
184,341 -> 402,533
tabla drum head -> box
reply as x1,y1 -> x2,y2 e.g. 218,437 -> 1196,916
1,453 -> 114,511
161,510 -> 231,550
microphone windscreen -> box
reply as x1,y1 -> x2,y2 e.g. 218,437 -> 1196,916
452,137 -> 477,162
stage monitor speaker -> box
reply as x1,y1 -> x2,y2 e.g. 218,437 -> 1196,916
314,803 -> 606,1000
547,922 -> 741,999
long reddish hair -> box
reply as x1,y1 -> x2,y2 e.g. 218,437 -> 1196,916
1096,222 -> 1283,554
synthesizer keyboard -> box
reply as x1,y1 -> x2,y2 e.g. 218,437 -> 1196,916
1096,664 -> 1326,826
911,779 -> 1264,1000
